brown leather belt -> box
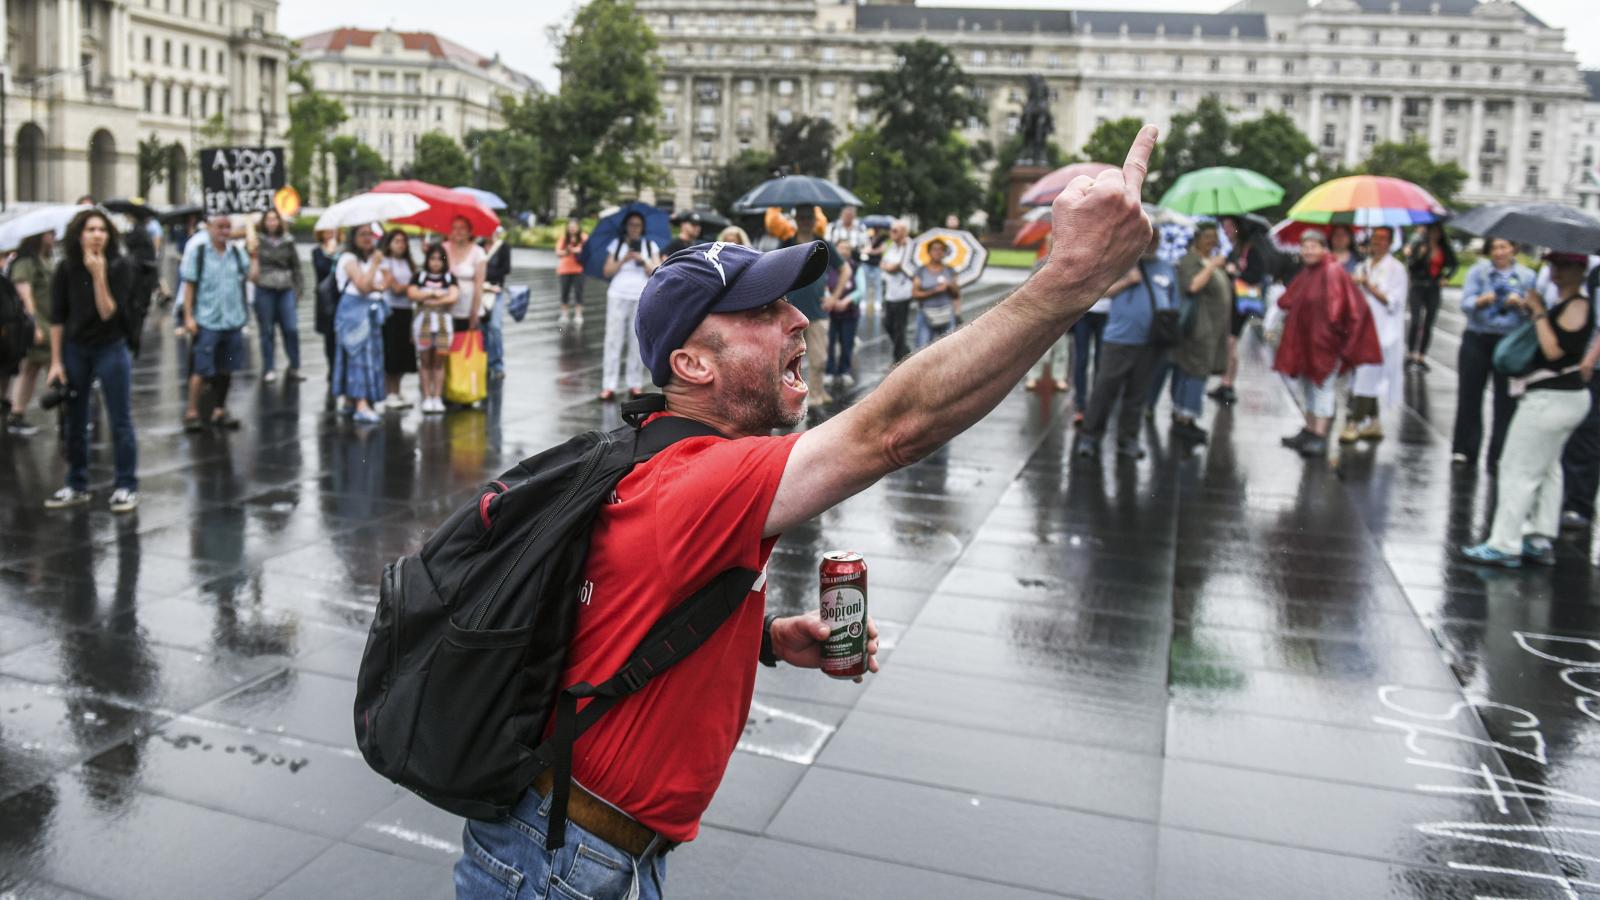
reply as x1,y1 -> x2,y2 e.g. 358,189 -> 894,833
533,769 -> 675,858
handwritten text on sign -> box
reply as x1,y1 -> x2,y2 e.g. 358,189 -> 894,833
201,147 -> 286,216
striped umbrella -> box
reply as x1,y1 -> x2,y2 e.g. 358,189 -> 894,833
1286,175 -> 1445,228
1019,162 -> 1116,207
1157,167 -> 1284,217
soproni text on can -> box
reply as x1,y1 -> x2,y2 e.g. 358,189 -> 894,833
819,551 -> 868,679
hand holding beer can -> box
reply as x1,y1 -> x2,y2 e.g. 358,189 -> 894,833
819,551 -> 869,680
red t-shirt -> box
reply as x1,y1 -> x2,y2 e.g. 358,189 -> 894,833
556,423 -> 801,842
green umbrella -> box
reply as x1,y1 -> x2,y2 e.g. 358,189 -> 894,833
1157,167 -> 1284,217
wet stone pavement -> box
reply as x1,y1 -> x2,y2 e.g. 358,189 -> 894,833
2,249 -> 1600,899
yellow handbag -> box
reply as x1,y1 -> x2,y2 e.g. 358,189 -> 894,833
445,329 -> 487,406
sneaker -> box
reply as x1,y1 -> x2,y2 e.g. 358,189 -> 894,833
1339,423 -> 1361,444
1521,536 -> 1556,566
108,487 -> 139,514
285,369 -> 306,382
1174,420 -> 1209,444
1298,435 -> 1328,458
1282,429 -> 1311,449
1460,543 -> 1522,569
352,408 -> 381,425
385,393 -> 412,410
262,370 -> 277,383
1025,378 -> 1040,392
558,309 -> 570,325
44,486 -> 91,509
1358,419 -> 1384,441
6,415 -> 38,436
1208,385 -> 1238,405
1073,437 -> 1100,460
842,374 -> 856,389
428,397 -> 446,414
573,311 -> 584,327
1451,453 -> 1472,467
1560,510 -> 1592,531
1116,440 -> 1146,460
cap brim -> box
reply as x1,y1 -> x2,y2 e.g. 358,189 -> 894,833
709,241 -> 829,314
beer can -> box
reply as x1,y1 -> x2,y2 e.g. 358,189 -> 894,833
819,551 -> 868,679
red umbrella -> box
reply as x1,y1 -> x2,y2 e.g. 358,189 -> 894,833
1269,219 -> 1385,253
1013,207 -> 1052,248
371,180 -> 499,238
1019,162 -> 1116,207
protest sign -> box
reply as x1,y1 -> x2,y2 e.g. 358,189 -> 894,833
201,147 -> 286,216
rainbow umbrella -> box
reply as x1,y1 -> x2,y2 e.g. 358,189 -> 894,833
1286,175 -> 1445,228
1157,167 -> 1283,217
1019,162 -> 1116,208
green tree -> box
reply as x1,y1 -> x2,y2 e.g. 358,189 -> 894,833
705,148 -> 775,216
984,133 -> 1071,232
286,59 -> 348,204
198,112 -> 231,148
1079,117 -> 1154,171
466,127 -> 544,215
137,134 -> 168,197
856,39 -> 987,225
1230,111 -> 1321,212
406,132 -> 473,186
538,0 -> 662,213
1355,139 -> 1468,208
837,129 -> 899,212
328,136 -> 391,196
767,114 -> 836,177
1157,96 -> 1234,189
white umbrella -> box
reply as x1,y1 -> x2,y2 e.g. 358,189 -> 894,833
911,227 -> 988,288
0,204 -> 89,251
313,192 -> 429,232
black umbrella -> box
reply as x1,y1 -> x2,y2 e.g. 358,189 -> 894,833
673,208 -> 731,231
1450,203 -> 1600,255
159,203 -> 204,223
732,175 -> 865,214
103,198 -> 159,219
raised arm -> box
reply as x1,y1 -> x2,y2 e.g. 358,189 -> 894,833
764,126 -> 1158,535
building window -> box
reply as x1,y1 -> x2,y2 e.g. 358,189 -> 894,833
1484,129 -> 1498,153
163,40 -> 172,64
1005,115 -> 1019,135
1490,66 -> 1501,80
1363,124 -> 1376,145
144,37 -> 153,61
1526,165 -> 1539,191
1330,60 -> 1341,75
1281,94 -> 1295,110
1245,60 -> 1256,74
1407,32 -> 1419,46
1047,54 -> 1061,68
777,79 -> 793,96
1443,128 -> 1456,148
143,82 -> 153,112
1208,58 -> 1220,73
1449,64 -> 1461,78
200,47 -> 207,71
182,44 -> 190,67
1448,33 -> 1459,47
435,107 -> 442,122
1173,56 -> 1184,72
775,108 -> 792,125
353,71 -> 369,91
857,110 -> 873,127
1370,30 -> 1380,45
1244,92 -> 1257,108
1133,88 -> 1146,105
1283,60 -> 1294,75
1363,96 -> 1379,112
379,72 -> 396,92
857,82 -> 871,98
780,46 -> 794,61
660,142 -> 676,161
1530,131 -> 1542,151
1323,94 -> 1339,111
1532,102 -> 1545,118
972,50 -> 987,65
821,47 -> 835,63
1533,69 -> 1544,83
405,74 -> 420,93
740,79 -> 754,95
663,106 -> 676,126
1322,124 -> 1336,148
1097,54 -> 1109,69
1489,35 -> 1500,49
1095,87 -> 1108,106
1409,63 -> 1420,77
1011,52 -> 1025,68
1481,166 -> 1493,188
697,106 -> 714,126
1328,30 -> 1339,44
1170,90 -> 1181,104
163,84 -> 172,114
819,80 -> 835,98
181,88 -> 190,117
1369,60 -> 1379,75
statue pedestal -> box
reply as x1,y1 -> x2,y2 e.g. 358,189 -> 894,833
1000,165 -> 1050,247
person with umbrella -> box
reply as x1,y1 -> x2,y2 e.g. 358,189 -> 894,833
1271,229 -> 1383,459
1403,223 -> 1457,372
1341,226 -> 1408,444
1168,223 -> 1233,444
4,229 -> 55,436
599,210 -> 661,401
1452,237 -> 1535,471
1211,215 -> 1273,406
911,235 -> 963,350
665,212 -> 703,257
1462,252 -> 1595,567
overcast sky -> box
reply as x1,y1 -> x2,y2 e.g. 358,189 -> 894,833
275,0 -> 1600,91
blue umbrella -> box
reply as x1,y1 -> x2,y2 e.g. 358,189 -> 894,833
579,201 -> 671,280
732,176 -> 865,214
452,186 -> 508,211
862,214 -> 895,229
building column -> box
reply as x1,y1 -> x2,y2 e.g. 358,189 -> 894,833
1543,99 -> 1566,201
57,0 -> 77,75
721,74 -> 734,164
1427,96 -> 1445,152
1506,97 -> 1527,197
1344,95 -> 1363,168
1466,96 -> 1485,188
1388,94 -> 1402,143
1308,88 -> 1323,151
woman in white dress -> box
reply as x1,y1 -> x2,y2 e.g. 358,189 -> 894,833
1342,226 -> 1409,443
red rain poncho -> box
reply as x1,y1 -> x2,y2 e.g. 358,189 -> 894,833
1272,257 -> 1383,384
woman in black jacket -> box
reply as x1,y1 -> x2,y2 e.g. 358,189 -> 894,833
44,208 -> 139,512
482,226 -> 512,381
1404,223 -> 1458,372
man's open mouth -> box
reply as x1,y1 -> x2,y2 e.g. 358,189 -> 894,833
782,347 -> 808,394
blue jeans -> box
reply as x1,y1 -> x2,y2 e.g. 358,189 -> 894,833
1171,369 -> 1206,420
915,310 -> 954,348
454,788 -> 668,900
63,338 -> 137,492
254,286 -> 301,371
193,327 -> 244,378
1072,312 -> 1106,411
826,315 -> 859,376
484,296 -> 505,376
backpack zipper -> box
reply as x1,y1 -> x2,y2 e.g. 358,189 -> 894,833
466,432 -> 612,631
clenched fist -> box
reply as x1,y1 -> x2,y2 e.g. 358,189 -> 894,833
1043,124 -> 1158,310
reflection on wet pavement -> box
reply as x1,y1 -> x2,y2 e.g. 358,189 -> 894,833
2,255 -> 1599,899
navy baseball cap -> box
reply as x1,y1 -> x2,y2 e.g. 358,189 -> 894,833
636,240 -> 828,387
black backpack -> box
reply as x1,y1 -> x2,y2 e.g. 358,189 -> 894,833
354,396 -> 758,849
0,271 -> 31,370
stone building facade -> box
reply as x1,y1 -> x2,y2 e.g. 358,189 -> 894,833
641,0 -> 1589,212
294,27 -> 538,175
3,0 -> 290,205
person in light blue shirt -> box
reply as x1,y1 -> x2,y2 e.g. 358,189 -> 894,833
179,214 -> 250,432
1075,232 -> 1174,460
1451,236 -> 1535,470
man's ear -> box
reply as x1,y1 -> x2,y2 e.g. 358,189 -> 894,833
669,343 -> 716,387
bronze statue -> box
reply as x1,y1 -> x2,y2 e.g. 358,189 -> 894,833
1017,75 -> 1055,167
